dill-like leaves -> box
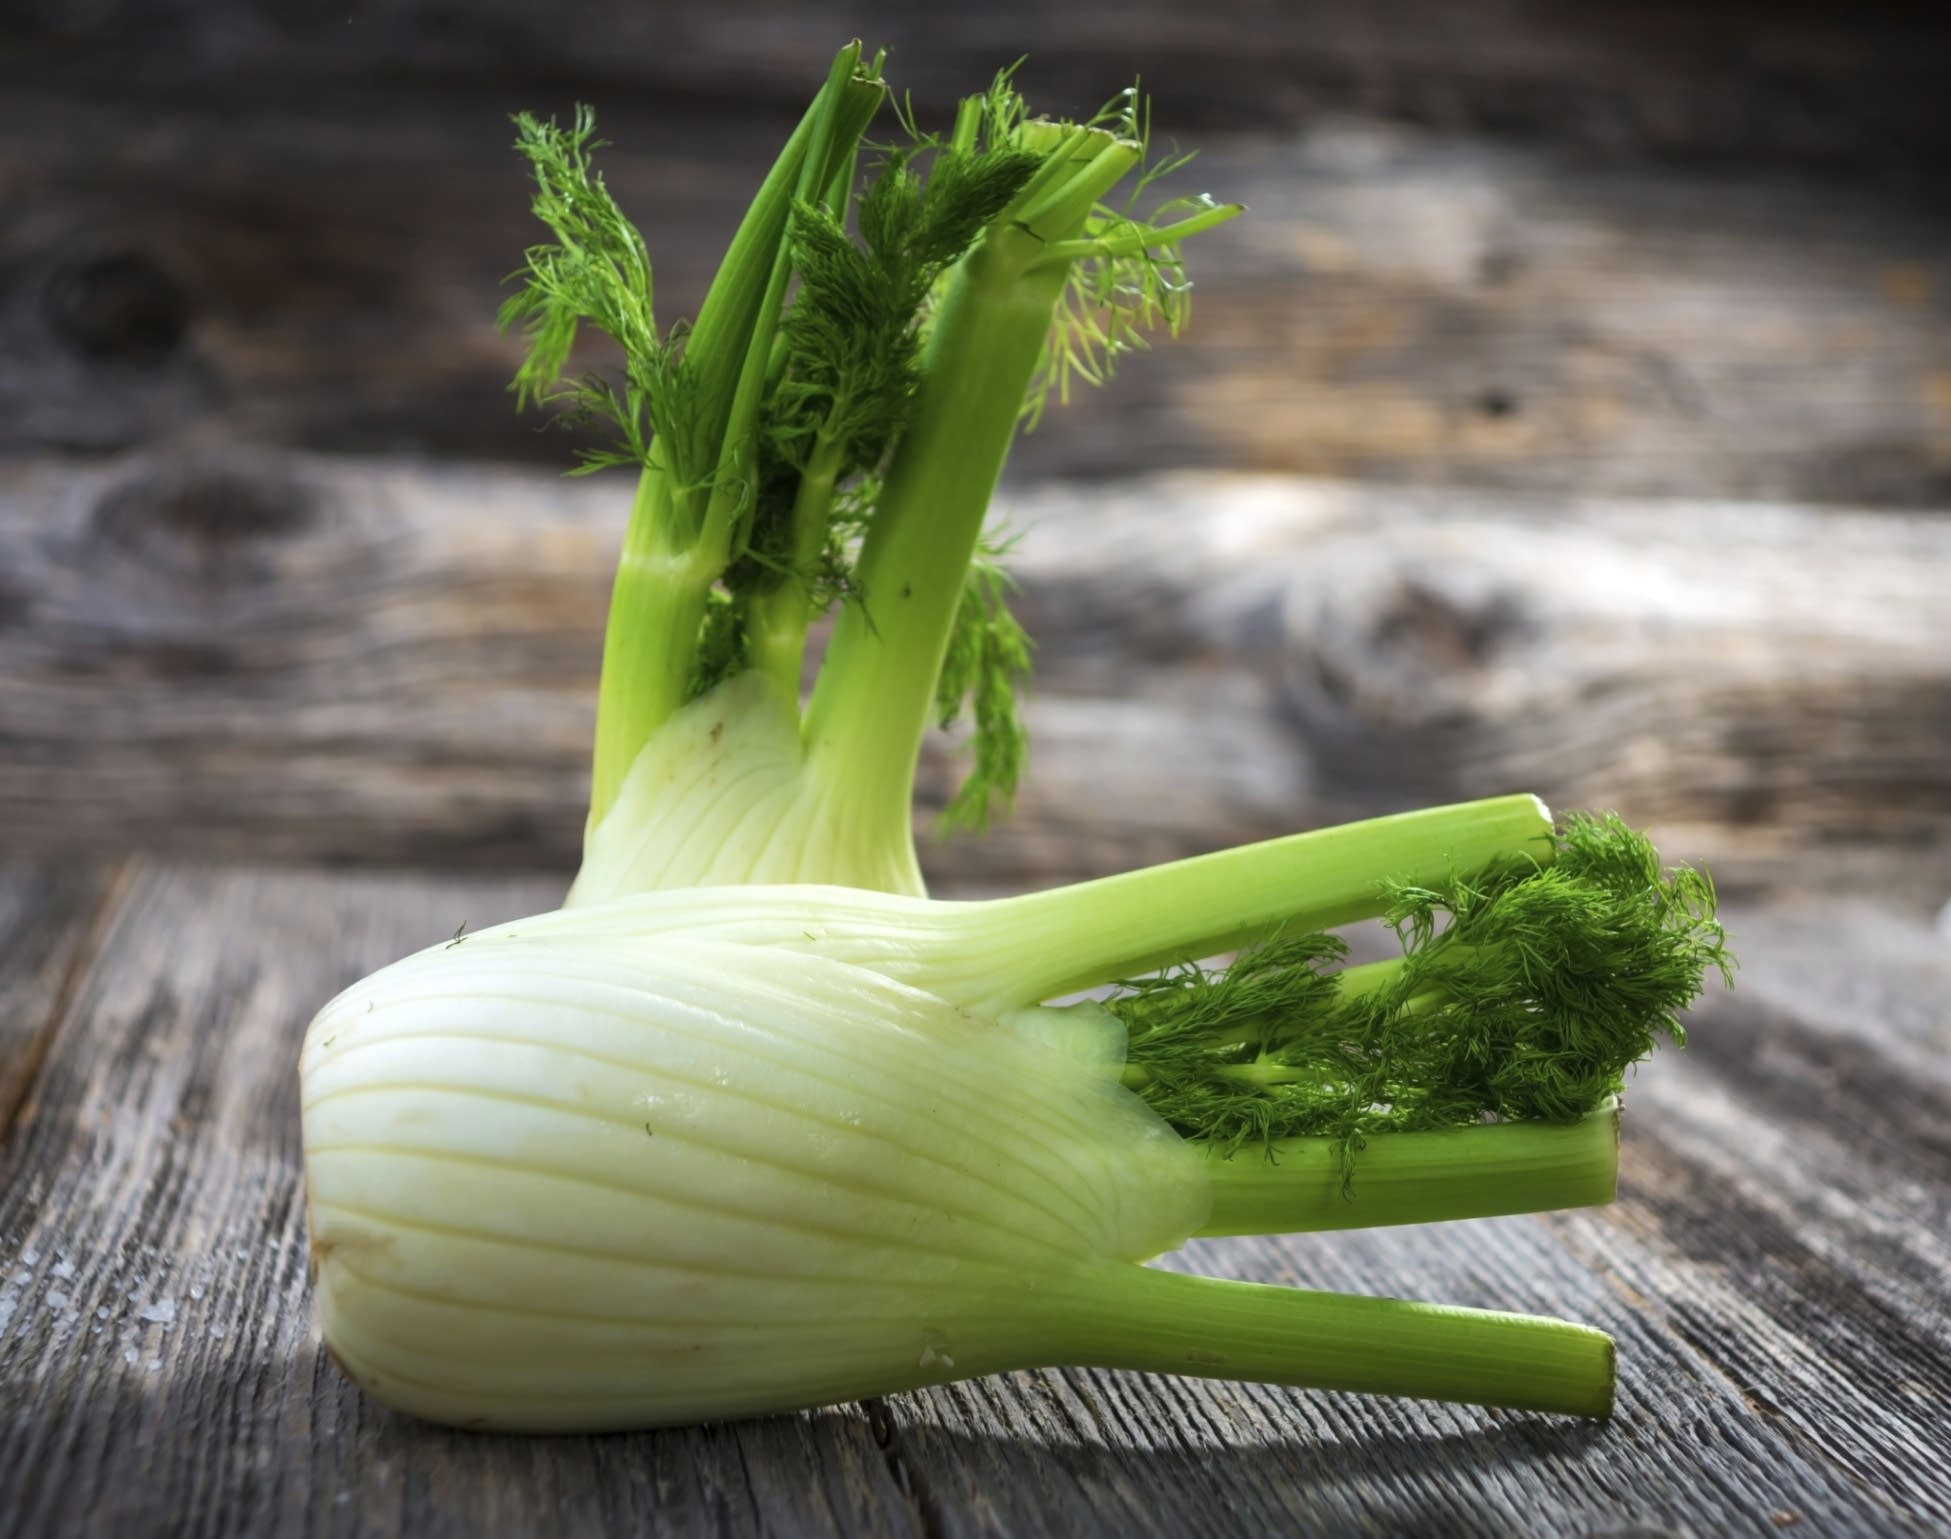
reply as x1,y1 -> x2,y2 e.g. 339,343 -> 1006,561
1111,813 -> 1733,1175
1020,89 -> 1221,431
934,549 -> 1034,831
716,125 -> 1042,648
499,108 -> 695,479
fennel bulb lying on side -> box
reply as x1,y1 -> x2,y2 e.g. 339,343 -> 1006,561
302,911 -> 1210,1432
302,845 -> 1645,1431
299,44 -> 1728,1432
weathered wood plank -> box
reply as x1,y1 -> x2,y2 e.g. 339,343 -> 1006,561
3,457 -> 1947,901
1,864 -> 1945,1536
984,476 -> 1951,901
1,61 -> 1946,504
0,866 -> 125,1142
9,1 -> 1951,167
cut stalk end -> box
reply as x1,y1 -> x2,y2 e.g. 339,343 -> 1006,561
1069,1263 -> 1615,1419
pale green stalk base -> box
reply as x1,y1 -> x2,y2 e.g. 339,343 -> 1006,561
1197,1106 -> 1620,1237
570,672 -> 928,903
588,523 -> 710,827
800,246 -> 1076,834
749,437 -> 846,698
567,793 -> 1558,991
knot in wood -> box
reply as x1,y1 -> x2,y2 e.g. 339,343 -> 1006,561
1369,577 -> 1523,671
43,248 -> 189,366
87,464 -> 318,591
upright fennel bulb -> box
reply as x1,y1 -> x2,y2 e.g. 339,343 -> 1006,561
299,43 -> 1729,1434
495,48 -> 1241,900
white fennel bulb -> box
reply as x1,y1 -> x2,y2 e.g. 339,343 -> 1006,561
300,869 -> 1639,1432
302,909 -> 1198,1430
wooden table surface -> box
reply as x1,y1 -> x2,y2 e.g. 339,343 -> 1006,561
2,462 -> 1948,1537
4,5 -> 1951,1535
3,860 -> 1951,1538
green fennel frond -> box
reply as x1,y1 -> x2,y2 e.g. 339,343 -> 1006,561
499,108 -> 696,479
1020,89 -> 1239,431
934,548 -> 1033,831
757,137 -> 1039,506
1110,813 -> 1732,1177
705,117 -> 1042,700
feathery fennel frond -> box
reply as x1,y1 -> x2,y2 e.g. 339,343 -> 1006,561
499,108 -> 698,479
765,140 -> 1040,480
934,548 -> 1034,831
1111,813 -> 1732,1175
1020,90 -> 1242,430
722,120 -> 1041,701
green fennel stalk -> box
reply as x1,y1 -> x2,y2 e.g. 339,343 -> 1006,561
501,48 -> 1242,898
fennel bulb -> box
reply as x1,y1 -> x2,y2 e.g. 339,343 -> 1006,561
304,878 -> 1616,1432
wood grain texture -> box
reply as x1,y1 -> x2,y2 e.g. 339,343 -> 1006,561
1,43 -> 1946,505
0,862 -> 1946,1537
9,0 -> 1951,167
0,866 -> 125,1140
4,455 -> 1948,902
984,475 -> 1951,901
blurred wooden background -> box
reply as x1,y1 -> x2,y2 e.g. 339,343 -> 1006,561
3,0 -> 1950,896
2,5 -> 1949,1537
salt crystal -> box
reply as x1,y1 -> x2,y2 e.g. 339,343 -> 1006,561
138,1299 -> 176,1327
